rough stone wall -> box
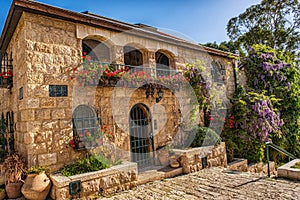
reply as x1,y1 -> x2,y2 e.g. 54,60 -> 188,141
174,142 -> 227,174
1,11 -> 236,170
12,12 -> 82,170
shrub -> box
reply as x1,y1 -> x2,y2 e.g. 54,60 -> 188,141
189,126 -> 221,148
60,155 -> 111,177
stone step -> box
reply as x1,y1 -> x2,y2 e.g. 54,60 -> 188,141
137,166 -> 183,185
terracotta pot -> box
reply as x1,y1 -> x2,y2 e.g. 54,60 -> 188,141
0,190 -> 6,200
21,172 -> 51,200
5,181 -> 23,199
158,150 -> 169,166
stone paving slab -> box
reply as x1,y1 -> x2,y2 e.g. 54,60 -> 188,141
100,167 -> 300,200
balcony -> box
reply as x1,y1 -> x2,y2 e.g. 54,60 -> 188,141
74,61 -> 185,92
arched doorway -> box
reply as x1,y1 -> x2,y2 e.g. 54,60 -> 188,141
129,104 -> 154,168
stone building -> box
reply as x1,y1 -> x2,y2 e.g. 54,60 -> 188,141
0,0 -> 237,171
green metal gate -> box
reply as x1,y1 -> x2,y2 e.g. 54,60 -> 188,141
129,104 -> 154,168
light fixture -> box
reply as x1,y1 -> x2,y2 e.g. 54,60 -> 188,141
156,88 -> 164,103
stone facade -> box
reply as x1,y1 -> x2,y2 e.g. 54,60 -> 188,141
0,0 -> 237,171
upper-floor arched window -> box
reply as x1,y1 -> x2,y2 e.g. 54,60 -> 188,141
124,46 -> 143,66
210,61 -> 226,85
82,39 -> 110,62
155,52 -> 170,77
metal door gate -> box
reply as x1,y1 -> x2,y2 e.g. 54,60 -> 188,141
129,104 -> 154,168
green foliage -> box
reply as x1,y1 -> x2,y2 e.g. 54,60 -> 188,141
291,162 -> 300,169
224,44 -> 300,163
227,0 -> 300,60
189,126 -> 221,147
60,155 -> 112,177
221,128 -> 265,163
26,166 -> 48,175
202,40 -> 245,57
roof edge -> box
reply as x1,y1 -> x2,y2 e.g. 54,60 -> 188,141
0,0 -> 238,58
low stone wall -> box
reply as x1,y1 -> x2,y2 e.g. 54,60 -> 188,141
228,158 -> 248,172
248,161 -> 276,175
278,159 -> 300,180
227,158 -> 276,175
173,142 -> 227,174
50,162 -> 137,199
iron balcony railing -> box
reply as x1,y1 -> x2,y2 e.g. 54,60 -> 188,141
75,61 -> 185,90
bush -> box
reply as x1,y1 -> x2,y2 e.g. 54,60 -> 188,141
189,126 -> 221,148
60,155 -> 111,177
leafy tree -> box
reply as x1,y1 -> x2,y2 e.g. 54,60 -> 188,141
202,41 -> 245,56
227,0 -> 300,60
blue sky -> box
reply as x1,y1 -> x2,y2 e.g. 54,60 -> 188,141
0,0 -> 261,44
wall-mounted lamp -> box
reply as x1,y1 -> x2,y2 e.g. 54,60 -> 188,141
156,88 -> 164,103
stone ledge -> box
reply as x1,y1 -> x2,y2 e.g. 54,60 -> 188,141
228,158 -> 248,172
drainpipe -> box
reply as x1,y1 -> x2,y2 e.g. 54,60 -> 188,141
233,50 -> 240,90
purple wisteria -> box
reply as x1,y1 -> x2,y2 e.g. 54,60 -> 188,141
245,51 -> 292,92
237,93 -> 284,141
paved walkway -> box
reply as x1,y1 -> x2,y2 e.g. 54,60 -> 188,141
101,167 -> 300,200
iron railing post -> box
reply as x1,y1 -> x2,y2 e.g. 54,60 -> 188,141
266,142 -> 270,177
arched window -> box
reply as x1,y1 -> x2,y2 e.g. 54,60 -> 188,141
210,61 -> 226,85
124,46 -> 143,66
82,39 -> 110,62
72,105 -> 102,149
155,52 -> 170,77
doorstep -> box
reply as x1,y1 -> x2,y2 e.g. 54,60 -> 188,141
137,166 -> 183,185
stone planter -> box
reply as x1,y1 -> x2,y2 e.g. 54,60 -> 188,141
278,159 -> 300,180
50,161 -> 137,199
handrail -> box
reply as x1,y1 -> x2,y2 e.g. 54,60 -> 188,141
265,141 -> 298,177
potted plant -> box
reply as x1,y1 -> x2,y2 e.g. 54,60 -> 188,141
21,166 -> 51,200
0,188 -> 5,200
3,152 -> 25,198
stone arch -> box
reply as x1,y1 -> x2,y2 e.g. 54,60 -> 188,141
155,49 -> 176,76
123,43 -> 149,66
82,35 -> 114,62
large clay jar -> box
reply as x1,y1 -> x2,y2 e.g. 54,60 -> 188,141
5,181 -> 23,199
21,172 -> 51,200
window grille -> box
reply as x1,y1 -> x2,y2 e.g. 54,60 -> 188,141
72,105 -> 102,149
0,52 -> 13,87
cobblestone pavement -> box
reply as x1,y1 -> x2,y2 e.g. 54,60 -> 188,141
101,167 -> 300,200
